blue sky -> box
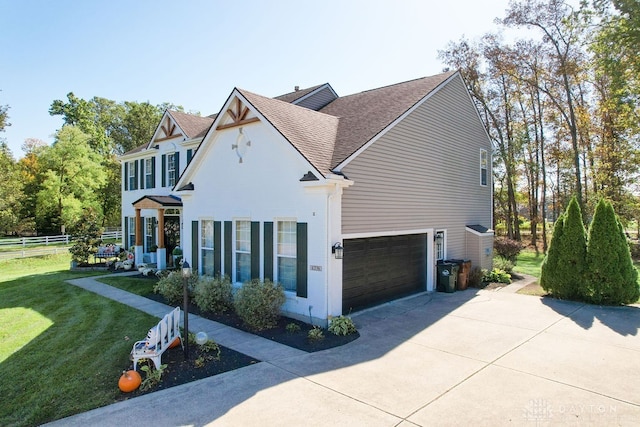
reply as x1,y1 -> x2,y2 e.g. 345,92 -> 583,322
1,0 -> 520,158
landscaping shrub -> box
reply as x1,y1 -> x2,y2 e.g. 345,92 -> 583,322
154,271 -> 198,305
629,241 -> 640,260
540,196 -> 587,300
584,199 -> 640,305
482,268 -> 511,284
492,257 -> 514,274
493,237 -> 523,262
328,315 -> 357,336
69,207 -> 103,264
193,275 -> 233,314
233,279 -> 285,331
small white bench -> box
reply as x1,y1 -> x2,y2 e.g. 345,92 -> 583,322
131,307 -> 182,370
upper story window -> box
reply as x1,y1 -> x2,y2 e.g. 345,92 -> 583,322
480,149 -> 488,186
167,154 -> 176,187
277,221 -> 297,291
235,220 -> 251,283
128,161 -> 136,190
145,158 -> 153,189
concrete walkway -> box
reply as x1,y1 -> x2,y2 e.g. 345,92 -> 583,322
48,274 -> 640,426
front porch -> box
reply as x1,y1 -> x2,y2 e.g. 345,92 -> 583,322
131,195 -> 183,270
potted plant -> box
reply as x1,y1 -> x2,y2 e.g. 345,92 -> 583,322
172,247 -> 183,266
149,245 -> 158,264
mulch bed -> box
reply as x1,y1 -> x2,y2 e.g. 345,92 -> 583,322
116,274 -> 359,398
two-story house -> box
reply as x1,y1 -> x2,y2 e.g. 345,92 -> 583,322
120,70 -> 494,325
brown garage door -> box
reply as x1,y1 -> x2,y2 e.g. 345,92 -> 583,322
342,234 -> 427,313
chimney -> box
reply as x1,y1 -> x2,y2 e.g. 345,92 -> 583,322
294,86 -> 300,91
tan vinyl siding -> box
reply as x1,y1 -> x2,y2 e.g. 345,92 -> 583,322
296,87 -> 337,111
341,76 -> 492,261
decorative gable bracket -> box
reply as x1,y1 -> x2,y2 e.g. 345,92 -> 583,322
216,98 -> 259,131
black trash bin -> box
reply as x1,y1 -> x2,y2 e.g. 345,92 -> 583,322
437,262 -> 458,293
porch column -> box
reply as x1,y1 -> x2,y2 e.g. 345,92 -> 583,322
134,208 -> 143,267
157,209 -> 167,270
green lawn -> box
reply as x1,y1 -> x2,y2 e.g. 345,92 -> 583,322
0,254 -> 157,426
98,275 -> 156,296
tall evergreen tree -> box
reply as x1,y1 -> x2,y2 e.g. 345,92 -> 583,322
540,196 -> 587,299
585,199 -> 639,304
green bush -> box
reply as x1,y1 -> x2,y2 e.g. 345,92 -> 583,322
328,315 -> 357,336
193,275 -> 233,314
482,268 -> 511,284
540,196 -> 587,300
308,326 -> 325,341
233,279 -> 285,331
493,237 -> 523,262
154,271 -> 198,305
69,208 -> 103,264
584,199 -> 640,305
492,257 -> 514,274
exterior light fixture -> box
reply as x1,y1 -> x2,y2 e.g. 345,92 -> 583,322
332,242 -> 344,259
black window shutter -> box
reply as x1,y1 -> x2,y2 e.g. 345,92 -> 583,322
139,159 -> 145,190
150,157 -> 156,189
214,221 -> 221,276
251,221 -> 260,280
161,154 -> 166,187
224,221 -> 232,277
263,222 -> 273,281
191,221 -> 199,274
175,152 -> 180,177
187,149 -> 193,164
124,163 -> 129,191
296,222 -> 308,298
124,217 -> 129,250
133,161 -> 139,190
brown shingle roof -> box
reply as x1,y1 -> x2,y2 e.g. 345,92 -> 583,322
319,71 -> 456,167
274,84 -> 327,104
239,71 -> 456,175
169,110 -> 215,139
239,89 -> 339,175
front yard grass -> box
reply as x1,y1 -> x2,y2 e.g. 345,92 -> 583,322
0,254 -> 157,426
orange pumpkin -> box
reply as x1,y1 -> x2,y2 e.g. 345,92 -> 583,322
118,370 -> 141,392
168,337 -> 181,349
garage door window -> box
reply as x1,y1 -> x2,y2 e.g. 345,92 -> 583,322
277,221 -> 296,291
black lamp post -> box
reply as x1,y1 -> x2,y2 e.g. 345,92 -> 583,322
182,260 -> 191,359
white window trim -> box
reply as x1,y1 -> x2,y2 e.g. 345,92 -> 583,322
200,218 -> 214,277
145,158 -> 153,188
167,152 -> 176,187
128,217 -> 136,248
480,149 -> 488,187
145,217 -> 154,252
233,219 -> 251,284
435,230 -> 446,261
275,219 -> 297,292
128,161 -> 136,190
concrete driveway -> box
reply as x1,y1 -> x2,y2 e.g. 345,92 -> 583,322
48,284 -> 640,426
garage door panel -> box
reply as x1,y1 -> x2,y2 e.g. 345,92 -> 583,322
343,234 -> 426,313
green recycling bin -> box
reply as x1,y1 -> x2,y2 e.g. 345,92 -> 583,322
437,262 -> 458,293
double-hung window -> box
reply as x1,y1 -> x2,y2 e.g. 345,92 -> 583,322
145,158 -> 153,188
480,149 -> 488,186
167,154 -> 176,187
201,220 -> 214,276
128,217 -> 136,248
277,221 -> 297,291
128,161 -> 136,190
235,220 -> 251,283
